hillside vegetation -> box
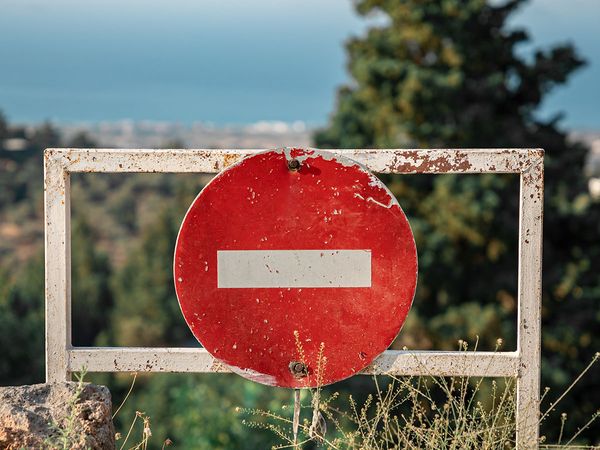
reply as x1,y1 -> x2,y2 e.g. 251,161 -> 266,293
0,0 -> 598,447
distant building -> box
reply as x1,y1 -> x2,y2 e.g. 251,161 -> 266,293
586,140 -> 600,199
588,140 -> 600,172
589,178 -> 600,199
1,138 -> 28,151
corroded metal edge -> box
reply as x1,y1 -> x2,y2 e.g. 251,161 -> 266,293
44,148 -> 544,174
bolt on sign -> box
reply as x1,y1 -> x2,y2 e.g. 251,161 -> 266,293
174,148 -> 418,388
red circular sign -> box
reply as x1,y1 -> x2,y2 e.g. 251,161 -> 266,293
174,148 -> 417,388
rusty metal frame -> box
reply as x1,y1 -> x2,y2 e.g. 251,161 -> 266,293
44,148 -> 543,448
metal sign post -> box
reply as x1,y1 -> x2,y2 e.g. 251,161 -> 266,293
44,148 -> 543,448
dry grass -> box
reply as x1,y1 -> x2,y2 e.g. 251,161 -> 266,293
238,343 -> 599,450
43,370 -> 88,450
64,340 -> 597,449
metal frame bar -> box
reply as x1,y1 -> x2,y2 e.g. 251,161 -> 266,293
44,148 -> 544,448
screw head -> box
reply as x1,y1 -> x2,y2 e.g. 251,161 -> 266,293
289,361 -> 308,378
288,159 -> 301,171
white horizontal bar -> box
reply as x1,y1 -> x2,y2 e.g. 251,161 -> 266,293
364,350 -> 521,377
46,148 -> 544,174
69,347 -> 230,373
68,348 -> 520,377
217,249 -> 371,288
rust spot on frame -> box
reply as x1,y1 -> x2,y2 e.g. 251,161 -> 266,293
223,153 -> 241,169
389,152 -> 473,173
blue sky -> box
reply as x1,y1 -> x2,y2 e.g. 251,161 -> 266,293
0,0 -> 598,129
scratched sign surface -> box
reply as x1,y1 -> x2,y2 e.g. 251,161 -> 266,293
174,148 -> 418,387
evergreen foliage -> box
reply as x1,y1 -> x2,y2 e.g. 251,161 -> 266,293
0,1 -> 598,445
315,0 -> 599,441
110,205 -> 193,347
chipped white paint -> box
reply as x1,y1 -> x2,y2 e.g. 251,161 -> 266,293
516,158 -> 544,448
354,193 -> 394,209
282,147 -> 359,169
229,366 -> 278,386
217,249 -> 372,288
45,147 -> 543,174
44,154 -> 71,383
45,147 -> 544,449
67,347 -> 520,377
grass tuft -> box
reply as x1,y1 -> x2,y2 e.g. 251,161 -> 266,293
240,344 -> 599,449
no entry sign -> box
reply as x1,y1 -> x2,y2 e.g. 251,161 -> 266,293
174,148 -> 417,388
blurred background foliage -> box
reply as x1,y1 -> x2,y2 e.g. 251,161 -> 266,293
0,0 -> 598,447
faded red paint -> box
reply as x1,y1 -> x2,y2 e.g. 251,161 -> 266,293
174,148 -> 418,388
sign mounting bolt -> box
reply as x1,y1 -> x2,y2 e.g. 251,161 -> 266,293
288,159 -> 301,171
289,361 -> 308,378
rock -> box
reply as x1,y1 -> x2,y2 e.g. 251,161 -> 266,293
0,382 -> 115,450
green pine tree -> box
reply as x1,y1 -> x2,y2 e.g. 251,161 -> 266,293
0,255 -> 45,384
315,0 -> 598,442
108,174 -> 221,347
109,205 -> 190,347
71,217 -> 113,346
112,373 -> 287,450
0,214 -> 113,384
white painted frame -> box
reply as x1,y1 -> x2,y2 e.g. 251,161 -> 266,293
44,148 -> 543,448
